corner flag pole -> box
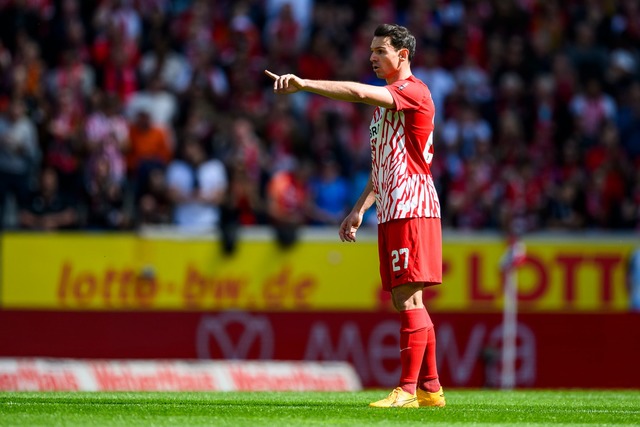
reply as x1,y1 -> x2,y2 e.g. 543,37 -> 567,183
500,236 -> 525,390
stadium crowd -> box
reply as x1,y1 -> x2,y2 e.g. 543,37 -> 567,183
0,0 -> 638,243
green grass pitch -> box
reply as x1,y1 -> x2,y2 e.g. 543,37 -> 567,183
1,390 -> 639,426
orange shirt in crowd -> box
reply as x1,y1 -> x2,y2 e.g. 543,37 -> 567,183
127,124 -> 172,171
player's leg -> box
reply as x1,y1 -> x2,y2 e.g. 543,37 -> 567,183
416,322 -> 446,407
414,218 -> 445,407
417,309 -> 440,392
369,221 -> 419,407
393,282 -> 430,397
369,219 -> 431,408
369,283 -> 428,408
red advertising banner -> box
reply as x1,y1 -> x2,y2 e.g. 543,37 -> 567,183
0,310 -> 638,389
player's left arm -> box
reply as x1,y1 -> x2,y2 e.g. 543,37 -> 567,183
339,175 -> 375,242
265,70 -> 395,109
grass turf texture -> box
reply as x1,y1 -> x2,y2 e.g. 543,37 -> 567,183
1,390 -> 639,426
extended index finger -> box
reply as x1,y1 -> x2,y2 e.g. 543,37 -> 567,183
264,70 -> 278,80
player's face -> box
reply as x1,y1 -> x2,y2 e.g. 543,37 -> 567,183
370,37 -> 403,81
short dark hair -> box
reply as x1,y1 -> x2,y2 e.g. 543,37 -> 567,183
374,24 -> 416,62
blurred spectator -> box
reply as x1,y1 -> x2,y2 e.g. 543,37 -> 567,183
484,0 -> 529,40
0,1 -> 41,53
47,0 -> 87,62
494,110 -> 527,167
499,160 -> 546,233
94,17 -> 140,102
101,46 -> 139,103
181,96 -> 217,149
446,155 -> 497,230
621,169 -> 640,230
84,155 -> 130,230
611,0 -> 640,49
569,77 -> 617,144
182,93 -> 218,148
583,122 -> 630,228
566,21 -> 608,83
264,2 -> 301,68
138,35 -> 190,94
0,39 -> 12,89
616,81 -> 640,159
126,74 -> 177,130
530,74 -> 572,149
127,109 -> 172,187
440,101 -> 492,160
606,49 -> 638,98
266,159 -> 312,248
227,64 -> 268,122
544,180 -> 586,230
308,157 -> 350,226
44,89 -> 85,197
11,40 -> 45,104
305,107 -> 353,171
166,138 -> 227,232
47,48 -> 95,101
265,0 -> 313,49
219,157 -> 265,255
528,0 -> 565,53
454,53 -> 493,108
492,35 -> 534,86
93,0 -> 142,43
221,156 -> 264,227
185,44 -> 230,108
551,52 -> 578,106
493,72 -> 532,133
401,0 -> 443,46
263,96 -> 301,172
84,91 -> 128,184
215,115 -> 268,252
555,138 -> 587,190
584,122 -> 631,177
227,116 -> 267,184
0,97 -> 40,227
297,32 -> 337,81
19,166 -> 79,230
137,166 -> 172,226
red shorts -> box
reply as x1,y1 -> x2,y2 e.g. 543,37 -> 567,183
377,217 -> 442,291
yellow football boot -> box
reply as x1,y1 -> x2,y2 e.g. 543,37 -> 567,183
369,387 -> 418,408
416,386 -> 446,407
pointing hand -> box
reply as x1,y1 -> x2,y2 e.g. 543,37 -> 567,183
265,70 -> 304,94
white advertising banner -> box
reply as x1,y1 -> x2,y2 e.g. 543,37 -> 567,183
0,358 -> 362,392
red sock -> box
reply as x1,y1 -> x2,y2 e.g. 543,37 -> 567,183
398,308 -> 428,395
418,313 -> 441,393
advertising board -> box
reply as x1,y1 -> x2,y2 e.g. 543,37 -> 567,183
1,232 -> 635,312
1,310 -> 638,388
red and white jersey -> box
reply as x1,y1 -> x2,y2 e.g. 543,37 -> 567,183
369,75 -> 440,223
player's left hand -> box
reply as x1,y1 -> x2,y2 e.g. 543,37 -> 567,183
339,211 -> 362,243
265,70 -> 304,94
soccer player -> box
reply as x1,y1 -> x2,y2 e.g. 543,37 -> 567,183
265,23 -> 445,408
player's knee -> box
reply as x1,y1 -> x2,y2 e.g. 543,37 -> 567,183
391,282 -> 424,311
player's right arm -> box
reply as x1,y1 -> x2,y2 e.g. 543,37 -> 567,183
265,70 -> 395,109
339,175 -> 375,242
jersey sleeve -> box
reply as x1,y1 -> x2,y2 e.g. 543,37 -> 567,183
386,80 -> 426,112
